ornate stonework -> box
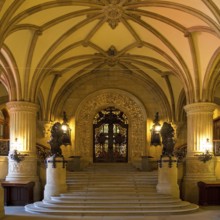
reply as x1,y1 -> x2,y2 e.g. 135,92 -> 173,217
8,156 -> 37,176
184,102 -> 217,114
104,2 -> 123,29
75,90 -> 146,166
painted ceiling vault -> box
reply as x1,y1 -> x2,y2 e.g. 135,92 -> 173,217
0,0 -> 220,121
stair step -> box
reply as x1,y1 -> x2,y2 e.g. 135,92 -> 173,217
25,163 -> 199,216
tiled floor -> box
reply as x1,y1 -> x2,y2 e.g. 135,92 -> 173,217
2,206 -> 220,220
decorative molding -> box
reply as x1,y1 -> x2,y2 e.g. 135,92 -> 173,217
8,156 -> 37,175
104,2 -> 123,29
185,157 -> 215,176
184,102 -> 217,114
6,101 -> 39,113
75,90 -> 146,164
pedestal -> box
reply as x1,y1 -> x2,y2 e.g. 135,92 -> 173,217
0,185 -> 4,219
141,156 -> 153,171
156,156 -> 179,198
67,156 -> 81,171
44,156 -> 67,201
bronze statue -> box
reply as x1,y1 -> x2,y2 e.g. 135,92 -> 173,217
160,122 -> 175,157
48,122 -> 64,157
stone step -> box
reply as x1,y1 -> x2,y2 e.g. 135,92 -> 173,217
25,163 -> 199,216
25,202 -> 199,216
35,200 -> 192,209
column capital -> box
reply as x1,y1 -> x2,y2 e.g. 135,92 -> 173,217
184,102 -> 217,114
6,101 -> 39,112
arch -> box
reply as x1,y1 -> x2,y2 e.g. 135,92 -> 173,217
75,89 -> 147,167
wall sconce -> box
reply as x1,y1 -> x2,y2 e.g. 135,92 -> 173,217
10,138 -> 28,163
61,111 -> 71,146
150,112 -> 161,146
48,111 -> 71,157
195,138 -> 213,163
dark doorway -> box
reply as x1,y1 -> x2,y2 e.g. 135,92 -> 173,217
93,107 -> 128,163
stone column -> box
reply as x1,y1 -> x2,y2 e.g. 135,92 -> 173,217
156,156 -> 179,198
44,156 -> 67,201
5,101 -> 40,201
183,102 -> 217,203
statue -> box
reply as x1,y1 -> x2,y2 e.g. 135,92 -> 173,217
48,122 -> 64,157
160,122 -> 175,157
48,112 -> 71,158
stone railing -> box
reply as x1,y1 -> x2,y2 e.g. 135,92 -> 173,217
36,143 -> 51,165
174,144 -> 187,162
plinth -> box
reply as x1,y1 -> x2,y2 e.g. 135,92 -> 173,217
156,156 -> 179,198
44,156 -> 67,201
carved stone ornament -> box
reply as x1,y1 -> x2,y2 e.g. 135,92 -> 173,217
75,90 -> 146,164
104,2 -> 123,29
8,157 -> 37,175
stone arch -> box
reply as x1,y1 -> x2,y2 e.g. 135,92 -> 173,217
75,89 -> 147,167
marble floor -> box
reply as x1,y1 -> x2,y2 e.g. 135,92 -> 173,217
3,205 -> 220,220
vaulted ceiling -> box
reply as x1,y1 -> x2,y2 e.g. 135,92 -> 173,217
0,0 -> 220,121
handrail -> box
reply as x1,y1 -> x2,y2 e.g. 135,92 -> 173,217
36,143 -> 51,164
174,144 -> 187,162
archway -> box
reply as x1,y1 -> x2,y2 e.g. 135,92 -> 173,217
75,89 -> 147,167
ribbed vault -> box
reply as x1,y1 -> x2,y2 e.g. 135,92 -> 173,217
0,0 -> 219,122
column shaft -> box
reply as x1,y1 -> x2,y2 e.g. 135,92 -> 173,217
6,101 -> 40,201
7,101 -> 39,154
183,102 -> 217,203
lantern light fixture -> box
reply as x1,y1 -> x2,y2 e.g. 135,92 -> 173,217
150,112 -> 162,146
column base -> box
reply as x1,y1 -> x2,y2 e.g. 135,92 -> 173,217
6,155 -> 40,201
183,157 -> 216,204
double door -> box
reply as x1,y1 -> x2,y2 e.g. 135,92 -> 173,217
93,107 -> 128,163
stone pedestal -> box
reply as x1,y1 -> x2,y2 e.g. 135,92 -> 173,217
141,156 -> 153,171
44,156 -> 67,201
67,156 -> 81,171
156,156 -> 179,198
0,184 -> 4,219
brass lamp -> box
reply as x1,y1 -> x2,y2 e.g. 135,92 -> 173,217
196,138 -> 213,163
150,112 -> 161,146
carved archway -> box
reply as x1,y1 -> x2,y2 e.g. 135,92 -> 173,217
75,89 -> 146,167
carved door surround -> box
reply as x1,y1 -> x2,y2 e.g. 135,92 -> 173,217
75,89 -> 146,166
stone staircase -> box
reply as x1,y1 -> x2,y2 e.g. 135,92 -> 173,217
25,163 -> 199,216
